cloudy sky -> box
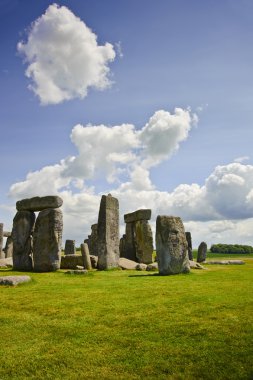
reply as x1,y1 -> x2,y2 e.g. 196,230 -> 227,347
1,0 -> 253,247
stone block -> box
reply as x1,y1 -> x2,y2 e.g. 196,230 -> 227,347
124,209 -> 151,223
16,196 -> 63,212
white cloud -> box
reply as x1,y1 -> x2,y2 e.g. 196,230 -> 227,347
17,3 -> 116,105
234,156 -> 250,163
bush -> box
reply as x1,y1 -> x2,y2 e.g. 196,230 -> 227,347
210,244 -> 253,254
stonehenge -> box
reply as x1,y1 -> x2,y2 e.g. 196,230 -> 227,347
120,209 -> 153,264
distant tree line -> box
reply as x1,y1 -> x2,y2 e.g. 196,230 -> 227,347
210,244 -> 253,254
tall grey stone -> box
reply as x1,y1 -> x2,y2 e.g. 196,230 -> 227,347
33,208 -> 63,272
197,242 -> 207,263
81,243 -> 92,270
97,194 -> 119,270
185,232 -> 193,260
16,196 -> 63,212
156,216 -> 190,275
12,211 -> 35,271
4,236 -> 13,258
135,220 -> 153,264
89,224 -> 98,256
123,222 -> 136,261
65,240 -> 76,255
0,223 -> 4,259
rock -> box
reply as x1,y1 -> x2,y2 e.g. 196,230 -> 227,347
124,209 -> 151,223
135,220 -> 153,264
65,270 -> 88,275
0,257 -> 13,267
16,196 -> 63,212
90,255 -> 98,269
3,231 -> 11,237
81,243 -> 92,270
122,222 -> 137,261
60,254 -> 83,269
205,260 -> 245,265
0,223 -> 4,259
135,263 -> 147,271
33,208 -> 63,272
156,215 -> 190,275
4,236 -> 13,258
185,232 -> 193,260
197,242 -> 207,263
118,257 -> 139,270
89,224 -> 98,256
0,275 -> 31,286
146,262 -> 158,271
65,240 -> 76,255
76,265 -> 84,270
97,194 -> 120,270
189,260 -> 206,269
12,211 -> 35,271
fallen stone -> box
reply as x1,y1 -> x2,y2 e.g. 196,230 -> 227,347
90,255 -> 98,269
60,254 -> 83,269
65,270 -> 88,275
124,209 -> 151,223
156,215 -> 190,275
76,265 -> 84,270
16,196 -> 63,212
118,257 -> 139,270
205,260 -> 245,265
189,260 -> 206,269
146,262 -> 158,271
135,263 -> 147,271
0,275 -> 31,286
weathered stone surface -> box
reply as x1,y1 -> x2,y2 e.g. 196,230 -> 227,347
118,257 -> 139,270
16,196 -> 63,212
12,211 -> 35,271
60,254 -> 83,269
189,260 -> 206,269
0,223 -> 4,259
89,224 -> 98,256
81,243 -> 92,270
124,209 -> 151,223
205,260 -> 245,265
4,236 -> 13,258
156,216 -> 190,275
185,232 -> 193,261
97,194 -> 120,270
65,240 -> 76,255
197,242 -> 207,263
0,275 -> 31,286
135,263 -> 147,271
135,220 -> 153,264
122,223 -> 136,261
65,270 -> 88,275
119,234 -> 127,258
33,208 -> 63,272
90,255 -> 98,269
0,257 -> 13,268
3,231 -> 11,237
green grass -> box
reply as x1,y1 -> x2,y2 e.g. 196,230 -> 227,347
0,256 -> 253,380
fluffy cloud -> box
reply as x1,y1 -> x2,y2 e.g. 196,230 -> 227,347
17,4 -> 116,105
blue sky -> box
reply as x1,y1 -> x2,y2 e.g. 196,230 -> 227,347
1,0 -> 253,247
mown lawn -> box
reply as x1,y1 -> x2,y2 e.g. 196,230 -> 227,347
0,255 -> 252,380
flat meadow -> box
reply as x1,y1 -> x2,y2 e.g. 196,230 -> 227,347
0,252 -> 252,380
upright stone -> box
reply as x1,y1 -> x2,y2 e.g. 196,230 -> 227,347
97,194 -> 119,270
156,215 -> 190,275
197,242 -> 207,263
89,224 -> 98,256
185,232 -> 193,260
12,211 -> 35,271
33,208 -> 63,272
0,223 -> 4,259
65,240 -> 76,255
81,243 -> 92,270
123,222 -> 136,261
135,220 -> 153,264
5,236 -> 13,258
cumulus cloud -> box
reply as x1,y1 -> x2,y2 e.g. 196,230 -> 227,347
17,3 -> 116,105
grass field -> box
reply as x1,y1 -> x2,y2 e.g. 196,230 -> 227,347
0,253 -> 252,380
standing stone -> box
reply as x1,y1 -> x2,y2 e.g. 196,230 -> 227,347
4,236 -> 13,258
123,222 -> 137,261
33,208 -> 63,272
65,240 -> 76,255
185,232 -> 193,261
97,194 -> 119,270
197,242 -> 207,263
12,211 -> 35,271
135,220 -> 153,264
156,216 -> 190,275
81,243 -> 92,270
89,224 -> 98,256
0,223 -> 4,259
